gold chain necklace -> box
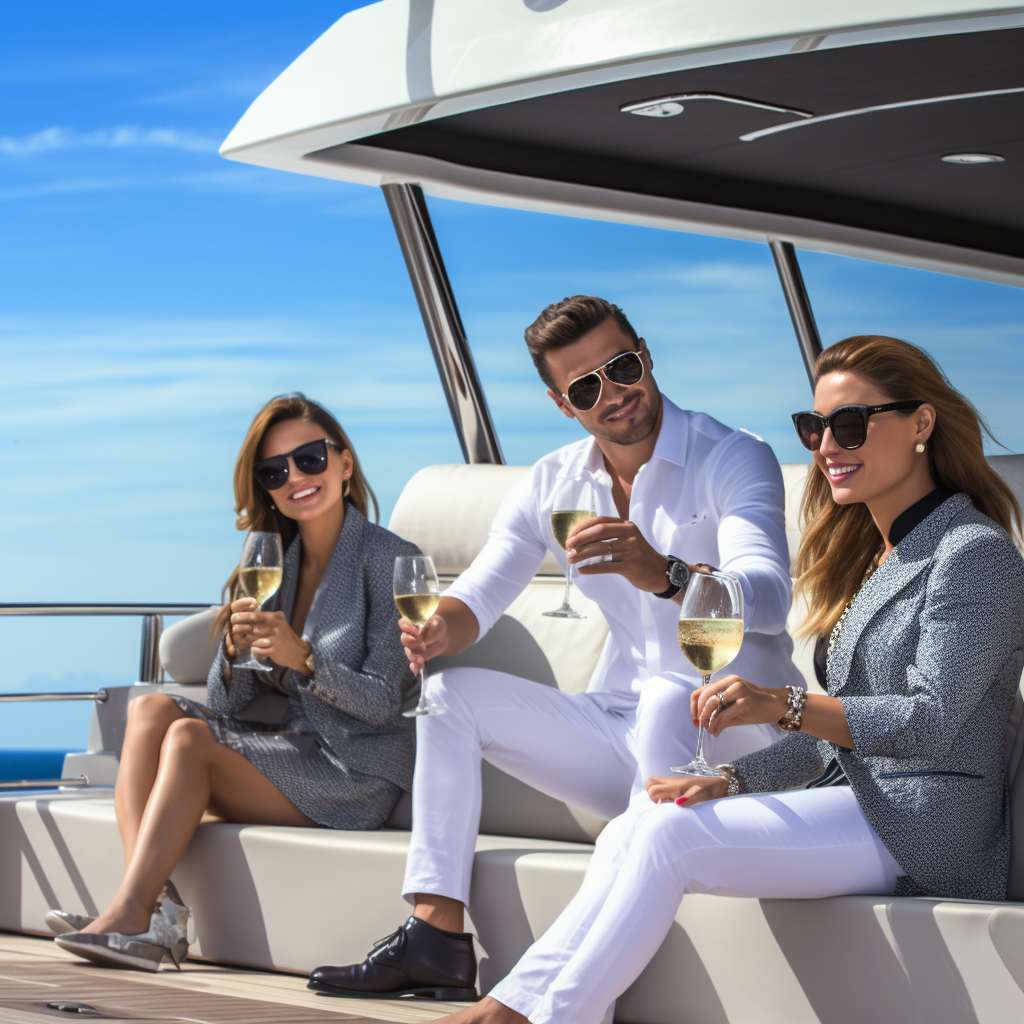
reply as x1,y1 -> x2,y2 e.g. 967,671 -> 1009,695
826,555 -> 881,662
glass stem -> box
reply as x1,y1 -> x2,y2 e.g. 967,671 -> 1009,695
693,673 -> 711,765
562,565 -> 573,609
417,666 -> 430,711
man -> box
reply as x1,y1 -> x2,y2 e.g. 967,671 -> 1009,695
309,296 -> 804,999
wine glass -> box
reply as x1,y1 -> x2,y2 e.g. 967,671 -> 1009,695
234,531 -> 284,671
671,571 -> 744,777
394,554 -> 446,717
544,476 -> 598,619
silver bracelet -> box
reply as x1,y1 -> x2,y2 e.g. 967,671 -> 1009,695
716,763 -> 742,797
777,685 -> 807,732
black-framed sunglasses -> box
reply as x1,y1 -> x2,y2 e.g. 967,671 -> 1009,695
791,401 -> 923,452
563,349 -> 645,411
253,438 -> 344,491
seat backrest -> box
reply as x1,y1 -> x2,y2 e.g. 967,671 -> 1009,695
388,465 -> 612,842
161,607 -> 222,686
162,457 -> 1024,851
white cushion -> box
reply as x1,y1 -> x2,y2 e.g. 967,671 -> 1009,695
388,464 -> 563,576
160,606 -> 222,685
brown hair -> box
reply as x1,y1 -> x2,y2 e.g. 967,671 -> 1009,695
796,335 -> 1021,638
214,393 -> 377,634
525,296 -> 639,390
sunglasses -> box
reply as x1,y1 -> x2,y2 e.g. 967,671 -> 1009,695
792,401 -> 923,452
254,438 -> 343,491
563,349 -> 645,411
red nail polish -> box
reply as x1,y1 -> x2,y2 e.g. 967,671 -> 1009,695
693,719 -> 699,727
675,796 -> 688,805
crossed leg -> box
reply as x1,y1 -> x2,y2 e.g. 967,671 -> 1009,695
87,693 -> 316,937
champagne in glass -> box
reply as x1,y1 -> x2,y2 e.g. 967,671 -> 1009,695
233,531 -> 284,671
671,571 -> 744,777
544,478 -> 597,619
394,554 -> 446,717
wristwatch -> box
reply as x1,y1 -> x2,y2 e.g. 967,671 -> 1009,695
304,646 -> 315,676
654,556 -> 691,599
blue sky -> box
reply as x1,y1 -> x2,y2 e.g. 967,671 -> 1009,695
2,2 -> 1022,748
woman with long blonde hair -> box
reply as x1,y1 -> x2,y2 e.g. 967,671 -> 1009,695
436,336 -> 1024,1024
53,394 -> 420,972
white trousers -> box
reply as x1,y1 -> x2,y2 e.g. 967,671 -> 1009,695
401,667 -> 778,907
488,785 -> 903,1024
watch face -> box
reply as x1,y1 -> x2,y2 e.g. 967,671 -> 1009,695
668,559 -> 690,588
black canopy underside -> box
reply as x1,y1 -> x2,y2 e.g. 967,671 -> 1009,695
316,28 -> 1024,259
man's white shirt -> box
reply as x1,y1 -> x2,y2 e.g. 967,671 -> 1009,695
445,396 -> 804,708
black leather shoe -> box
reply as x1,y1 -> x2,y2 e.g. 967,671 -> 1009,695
308,916 -> 478,1000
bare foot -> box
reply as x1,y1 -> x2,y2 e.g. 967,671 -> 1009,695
434,996 -> 529,1024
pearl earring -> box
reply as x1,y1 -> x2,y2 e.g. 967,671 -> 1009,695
915,443 -> 926,453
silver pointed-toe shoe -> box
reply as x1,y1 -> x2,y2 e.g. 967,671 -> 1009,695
55,897 -> 193,973
45,910 -> 96,936
158,882 -> 193,965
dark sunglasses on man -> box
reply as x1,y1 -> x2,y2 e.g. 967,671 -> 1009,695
563,349 -> 645,412
791,401 -> 923,452
254,438 -> 344,491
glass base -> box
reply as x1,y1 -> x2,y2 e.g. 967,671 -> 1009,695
542,606 -> 586,619
670,759 -> 724,777
234,656 -> 273,671
403,702 -> 447,718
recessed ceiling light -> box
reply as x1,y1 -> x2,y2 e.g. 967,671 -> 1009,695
941,153 -> 1005,164
627,101 -> 685,118
621,94 -> 812,120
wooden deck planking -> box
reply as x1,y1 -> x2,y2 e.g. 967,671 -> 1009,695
0,933 -> 468,1024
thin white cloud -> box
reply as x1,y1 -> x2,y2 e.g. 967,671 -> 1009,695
0,126 -> 220,158
0,166 -> 380,206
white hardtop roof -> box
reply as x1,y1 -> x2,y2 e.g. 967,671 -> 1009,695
221,1 -> 1024,286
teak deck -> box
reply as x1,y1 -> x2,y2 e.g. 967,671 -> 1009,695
0,933 -> 467,1024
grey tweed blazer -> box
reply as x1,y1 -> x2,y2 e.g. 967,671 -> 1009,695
734,492 -> 1024,900
207,506 -> 420,792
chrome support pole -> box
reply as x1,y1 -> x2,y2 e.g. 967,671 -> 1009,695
769,240 -> 823,388
382,183 -> 504,465
139,614 -> 164,684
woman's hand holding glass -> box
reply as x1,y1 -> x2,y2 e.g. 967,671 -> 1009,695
690,675 -> 789,738
233,530 -> 284,671
232,599 -> 313,674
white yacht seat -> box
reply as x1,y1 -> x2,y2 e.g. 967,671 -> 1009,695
389,463 -> 612,842
387,463 -> 563,577
4,789 -> 1023,1021
160,606 -> 221,685
7,457 -> 1022,1023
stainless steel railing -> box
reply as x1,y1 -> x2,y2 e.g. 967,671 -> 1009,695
0,691 -> 108,703
0,603 -> 212,791
0,777 -> 88,790
0,603 -> 212,687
